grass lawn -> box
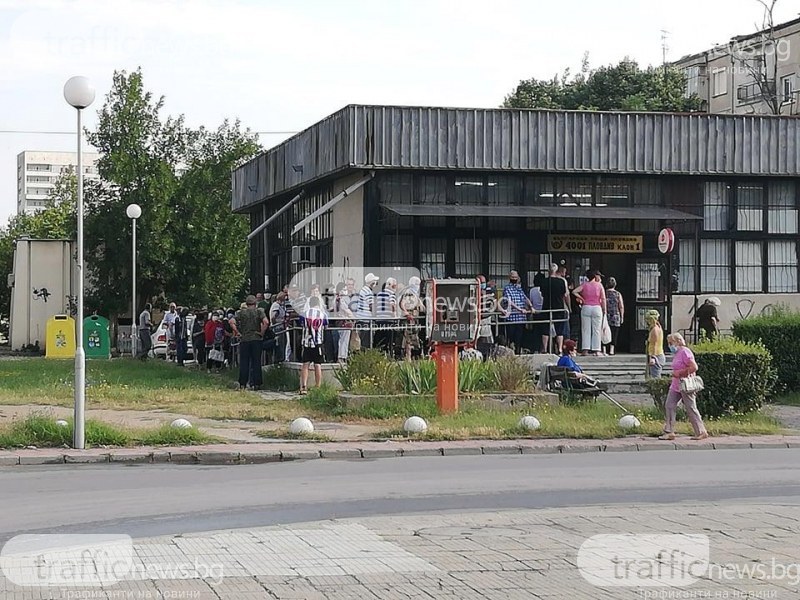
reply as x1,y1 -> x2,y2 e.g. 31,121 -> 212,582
0,357 -> 305,422
0,359 -> 785,443
0,413 -> 214,449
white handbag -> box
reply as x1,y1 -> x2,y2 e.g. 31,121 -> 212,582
601,315 -> 612,345
680,374 -> 704,393
208,348 -> 225,363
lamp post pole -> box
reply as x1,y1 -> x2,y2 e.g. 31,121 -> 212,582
126,204 -> 142,358
64,76 -> 95,450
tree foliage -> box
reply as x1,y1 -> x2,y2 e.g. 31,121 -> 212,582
1,68 -> 261,327
503,57 -> 703,112
81,68 -> 260,315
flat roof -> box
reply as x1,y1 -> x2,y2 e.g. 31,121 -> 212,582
232,105 -> 800,212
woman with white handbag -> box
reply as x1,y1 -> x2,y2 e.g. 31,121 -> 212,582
659,333 -> 709,441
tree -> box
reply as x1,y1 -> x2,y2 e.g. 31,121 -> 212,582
166,121 -> 260,308
0,178 -> 76,331
503,58 -> 703,112
729,0 -> 787,115
82,68 -> 261,315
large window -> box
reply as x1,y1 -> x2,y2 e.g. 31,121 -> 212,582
768,181 -> 798,234
382,234 -> 413,267
768,241 -> 798,293
700,239 -> 731,292
678,239 -> 695,293
735,241 -> 762,292
704,182 -> 730,231
420,238 -> 446,280
712,68 -> 727,97
455,239 -> 482,278
453,177 -> 484,205
489,239 -> 516,284
736,183 -> 764,231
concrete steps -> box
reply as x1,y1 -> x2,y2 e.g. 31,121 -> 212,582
577,355 -> 672,394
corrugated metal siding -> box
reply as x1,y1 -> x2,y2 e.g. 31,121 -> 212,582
233,105 -> 800,210
231,107 -> 355,211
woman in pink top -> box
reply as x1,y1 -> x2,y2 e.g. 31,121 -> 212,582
659,332 -> 709,441
573,270 -> 606,355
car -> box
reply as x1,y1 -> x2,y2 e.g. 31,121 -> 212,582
149,314 -> 195,361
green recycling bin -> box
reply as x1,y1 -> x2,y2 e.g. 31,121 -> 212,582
84,315 -> 111,359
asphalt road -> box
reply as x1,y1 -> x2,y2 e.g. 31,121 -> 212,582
1,449 -> 799,542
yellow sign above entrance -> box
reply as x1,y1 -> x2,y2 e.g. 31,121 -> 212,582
548,234 -> 643,254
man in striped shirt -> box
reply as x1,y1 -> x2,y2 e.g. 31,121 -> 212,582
375,278 -> 398,354
356,273 -> 380,349
299,295 -> 328,394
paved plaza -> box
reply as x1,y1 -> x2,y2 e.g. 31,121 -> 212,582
2,501 -> 799,599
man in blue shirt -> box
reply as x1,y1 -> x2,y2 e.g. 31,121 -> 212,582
501,270 -> 532,355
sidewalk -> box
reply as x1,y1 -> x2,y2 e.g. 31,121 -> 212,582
1,434 -> 797,466
3,503 -> 798,598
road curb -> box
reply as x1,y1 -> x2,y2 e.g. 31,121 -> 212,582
1,436 -> 796,467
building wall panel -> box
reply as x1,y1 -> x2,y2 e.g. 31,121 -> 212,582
233,105 -> 800,211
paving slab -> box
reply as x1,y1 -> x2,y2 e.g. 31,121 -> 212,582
319,448 -> 363,460
64,452 -> 110,464
109,451 -> 152,464
280,449 -> 322,461
19,453 -> 64,465
195,451 -> 241,464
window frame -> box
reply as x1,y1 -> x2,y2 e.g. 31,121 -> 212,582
712,68 -> 728,97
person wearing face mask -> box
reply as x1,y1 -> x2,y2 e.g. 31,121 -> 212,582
660,332 -> 708,441
501,270 -> 532,355
399,276 -> 422,361
646,310 -> 666,379
356,273 -> 380,349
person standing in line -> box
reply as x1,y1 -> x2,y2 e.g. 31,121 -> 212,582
605,277 -> 624,356
174,307 -> 188,366
299,295 -> 328,394
501,270 -> 531,355
192,311 -> 206,366
659,332 -> 709,441
137,303 -> 153,360
646,309 -> 666,378
696,297 -> 721,341
356,273 -> 380,349
375,278 -> 398,355
541,265 -> 570,355
286,285 -> 307,361
229,295 -> 268,390
268,292 -> 287,364
335,282 -> 355,363
256,292 -> 270,312
345,278 -> 362,354
573,270 -> 606,356
163,302 -> 178,359
557,265 -> 573,340
399,276 -> 422,361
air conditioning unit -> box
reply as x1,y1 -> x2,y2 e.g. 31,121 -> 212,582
291,245 -> 316,264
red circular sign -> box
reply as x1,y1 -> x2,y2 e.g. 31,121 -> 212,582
658,228 -> 675,254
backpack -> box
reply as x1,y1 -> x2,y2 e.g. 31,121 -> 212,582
213,323 -> 225,345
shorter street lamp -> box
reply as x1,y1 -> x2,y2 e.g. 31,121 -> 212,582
126,204 -> 142,358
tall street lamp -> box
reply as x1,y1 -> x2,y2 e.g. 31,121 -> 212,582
64,75 -> 95,450
126,204 -> 142,358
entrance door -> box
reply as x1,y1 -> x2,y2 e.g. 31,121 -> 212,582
549,253 -> 637,352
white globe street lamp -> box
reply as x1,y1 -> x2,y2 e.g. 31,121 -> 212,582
64,75 -> 95,450
126,204 -> 141,358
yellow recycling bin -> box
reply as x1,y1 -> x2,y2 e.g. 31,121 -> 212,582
46,315 -> 76,359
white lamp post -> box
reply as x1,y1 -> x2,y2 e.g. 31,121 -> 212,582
64,75 -> 95,450
126,203 -> 141,358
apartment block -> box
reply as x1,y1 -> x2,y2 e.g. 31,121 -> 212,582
673,17 -> 800,115
16,150 -> 100,214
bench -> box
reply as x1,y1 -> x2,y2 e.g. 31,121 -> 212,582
545,366 -> 604,401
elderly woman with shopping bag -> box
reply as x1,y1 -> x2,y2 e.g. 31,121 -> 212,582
659,332 -> 709,441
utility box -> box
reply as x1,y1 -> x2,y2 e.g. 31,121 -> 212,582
84,315 -> 111,359
45,315 -> 76,359
425,278 -> 480,344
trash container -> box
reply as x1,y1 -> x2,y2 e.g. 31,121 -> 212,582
84,315 -> 111,359
45,315 -> 76,359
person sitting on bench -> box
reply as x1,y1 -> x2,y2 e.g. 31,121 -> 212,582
557,339 -> 600,389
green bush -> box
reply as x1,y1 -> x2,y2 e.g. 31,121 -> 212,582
733,307 -> 800,392
492,357 -> 533,392
299,384 -> 343,414
334,349 -> 400,394
644,377 -> 671,416
397,360 -> 437,395
692,337 -> 776,418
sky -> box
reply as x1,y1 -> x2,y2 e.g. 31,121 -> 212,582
1,0 -> 798,223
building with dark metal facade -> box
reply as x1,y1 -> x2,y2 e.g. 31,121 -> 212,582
233,105 -> 800,351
